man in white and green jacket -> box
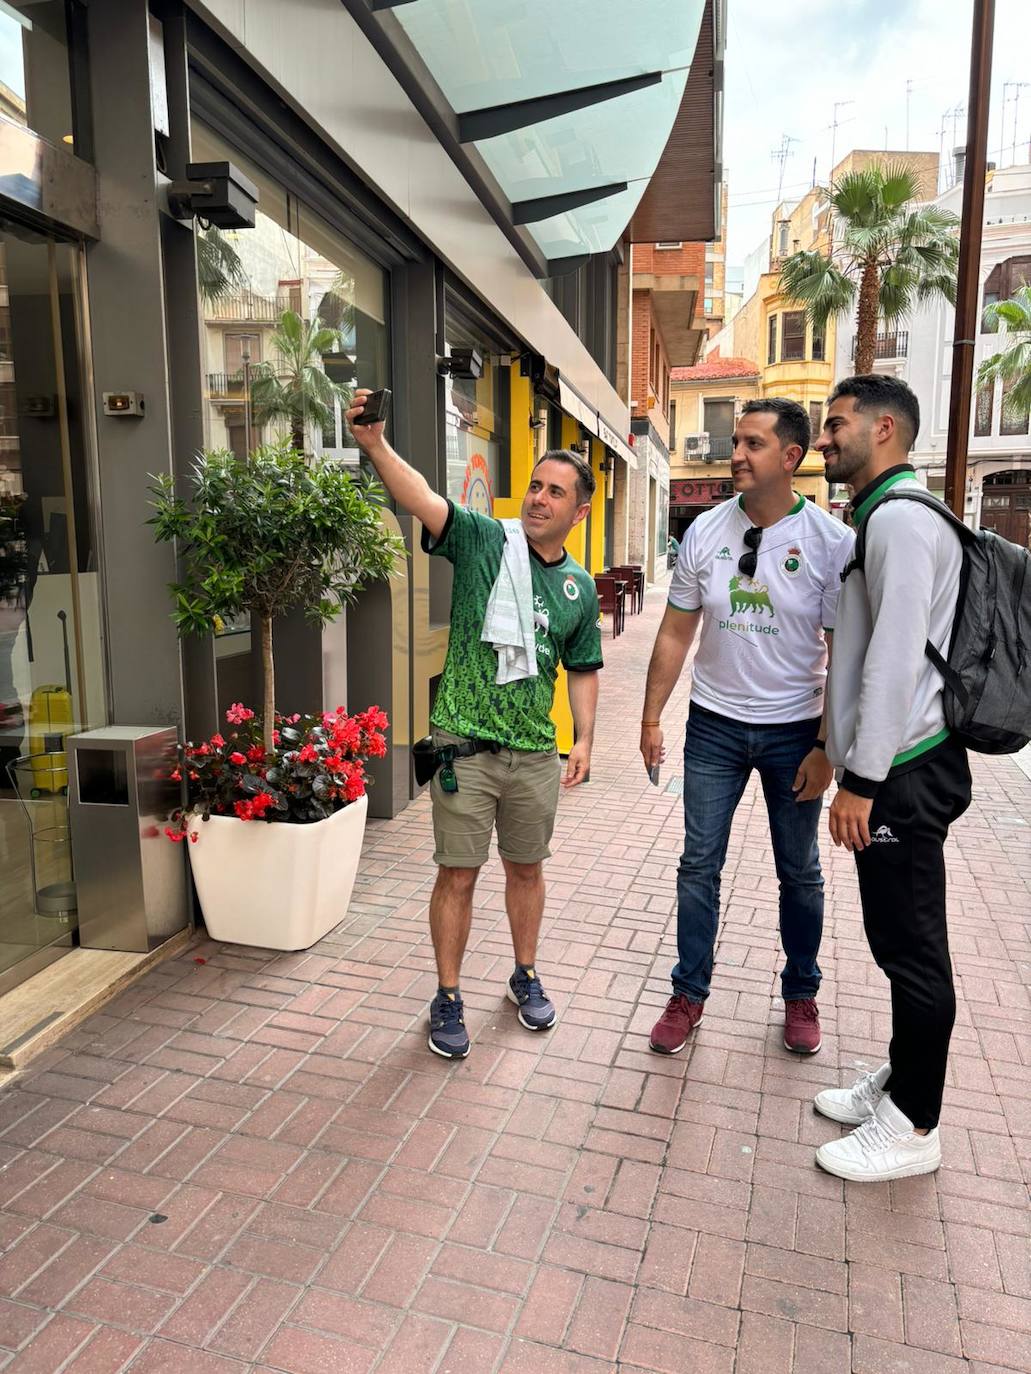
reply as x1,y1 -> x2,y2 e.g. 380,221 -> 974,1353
814,373 -> 971,1183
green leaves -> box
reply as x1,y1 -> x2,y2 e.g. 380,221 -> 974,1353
776,162 -> 959,374
249,309 -> 352,446
776,251 -> 855,332
978,284 -> 1031,417
149,437 -> 406,638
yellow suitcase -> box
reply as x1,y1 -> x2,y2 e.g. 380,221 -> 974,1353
28,685 -> 73,795
27,610 -> 74,796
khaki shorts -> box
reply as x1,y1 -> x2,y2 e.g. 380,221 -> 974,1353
430,729 -> 561,868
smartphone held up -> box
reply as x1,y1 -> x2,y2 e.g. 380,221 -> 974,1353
350,388 -> 392,427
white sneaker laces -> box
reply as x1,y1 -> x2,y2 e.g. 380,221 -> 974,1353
850,1113 -> 901,1155
852,1071 -> 883,1110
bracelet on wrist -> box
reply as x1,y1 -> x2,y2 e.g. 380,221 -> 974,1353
812,739 -> 826,751
641,720 -> 661,727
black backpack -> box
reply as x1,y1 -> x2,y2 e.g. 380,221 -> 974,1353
844,488 -> 1031,754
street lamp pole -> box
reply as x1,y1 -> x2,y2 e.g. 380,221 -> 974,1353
242,348 -> 253,456
944,0 -> 995,520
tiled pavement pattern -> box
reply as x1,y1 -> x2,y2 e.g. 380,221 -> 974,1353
0,589 -> 1028,1374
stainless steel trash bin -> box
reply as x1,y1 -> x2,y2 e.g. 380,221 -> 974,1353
68,727 -> 189,953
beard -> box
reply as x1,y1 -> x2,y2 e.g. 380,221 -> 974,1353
824,433 -> 872,486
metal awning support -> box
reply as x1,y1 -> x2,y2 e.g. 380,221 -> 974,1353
512,182 -> 628,226
457,72 -> 664,144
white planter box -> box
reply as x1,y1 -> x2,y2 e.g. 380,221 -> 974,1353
187,794 -> 368,951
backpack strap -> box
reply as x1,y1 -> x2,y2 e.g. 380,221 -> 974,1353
838,487 -> 973,708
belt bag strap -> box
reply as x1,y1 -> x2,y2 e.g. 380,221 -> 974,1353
448,739 -> 502,760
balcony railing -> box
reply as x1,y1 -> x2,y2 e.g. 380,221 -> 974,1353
205,289 -> 287,322
851,330 -> 909,360
206,371 -> 246,400
682,434 -> 734,461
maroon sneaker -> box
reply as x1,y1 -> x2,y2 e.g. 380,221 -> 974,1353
649,994 -> 703,1054
784,998 -> 822,1054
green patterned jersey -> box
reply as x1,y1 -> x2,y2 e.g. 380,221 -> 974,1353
423,502 -> 603,751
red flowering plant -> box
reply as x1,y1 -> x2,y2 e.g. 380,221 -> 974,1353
165,701 -> 388,843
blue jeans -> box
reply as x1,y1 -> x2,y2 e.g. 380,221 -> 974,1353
672,703 -> 824,1003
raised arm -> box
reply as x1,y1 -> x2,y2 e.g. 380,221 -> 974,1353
346,389 -> 449,540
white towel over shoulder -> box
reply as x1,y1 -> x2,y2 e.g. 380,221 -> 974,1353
482,519 -> 538,684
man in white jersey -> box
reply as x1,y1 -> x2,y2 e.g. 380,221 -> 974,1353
641,399 -> 854,1056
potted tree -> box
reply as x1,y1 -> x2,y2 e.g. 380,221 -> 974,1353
150,437 -> 404,950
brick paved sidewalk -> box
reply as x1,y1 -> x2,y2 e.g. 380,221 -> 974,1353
0,589 -> 1028,1373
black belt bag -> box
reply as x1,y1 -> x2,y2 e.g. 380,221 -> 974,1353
412,735 -> 502,787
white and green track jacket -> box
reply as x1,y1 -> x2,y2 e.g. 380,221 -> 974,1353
826,466 -> 963,797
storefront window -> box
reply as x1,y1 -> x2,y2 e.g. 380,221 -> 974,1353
191,122 -> 389,465
0,232 -> 104,980
443,306 -> 509,514
0,1 -> 89,154
190,122 -> 390,680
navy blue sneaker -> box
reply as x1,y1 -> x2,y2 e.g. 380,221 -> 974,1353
428,990 -> 470,1059
507,967 -> 556,1031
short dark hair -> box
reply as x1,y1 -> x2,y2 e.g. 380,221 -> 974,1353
533,449 -> 596,505
740,397 -> 811,461
827,374 -> 920,451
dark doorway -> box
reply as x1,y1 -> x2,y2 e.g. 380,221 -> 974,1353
980,470 -> 1030,549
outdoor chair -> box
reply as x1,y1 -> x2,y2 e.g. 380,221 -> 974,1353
594,574 -> 626,637
610,565 -> 644,613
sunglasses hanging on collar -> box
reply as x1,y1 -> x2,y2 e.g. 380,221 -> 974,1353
739,526 -> 763,579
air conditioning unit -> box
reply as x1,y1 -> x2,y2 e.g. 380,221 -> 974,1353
683,431 -> 710,457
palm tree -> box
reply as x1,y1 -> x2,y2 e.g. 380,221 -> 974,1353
249,309 -> 352,453
978,283 -> 1031,423
778,164 -> 959,375
196,227 -> 248,303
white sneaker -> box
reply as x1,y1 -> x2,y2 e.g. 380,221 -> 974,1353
816,1094 -> 942,1182
813,1062 -> 890,1125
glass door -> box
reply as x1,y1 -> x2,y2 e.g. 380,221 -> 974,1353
0,230 -> 105,991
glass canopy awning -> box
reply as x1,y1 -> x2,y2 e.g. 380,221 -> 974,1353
381,0 -> 707,261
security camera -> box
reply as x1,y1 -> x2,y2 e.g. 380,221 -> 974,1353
437,346 -> 484,381
167,161 -> 258,230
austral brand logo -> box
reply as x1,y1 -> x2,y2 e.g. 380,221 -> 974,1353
871,826 -> 900,843
783,545 -> 802,577
715,546 -> 732,560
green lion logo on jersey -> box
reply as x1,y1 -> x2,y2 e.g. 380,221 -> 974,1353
728,574 -> 775,617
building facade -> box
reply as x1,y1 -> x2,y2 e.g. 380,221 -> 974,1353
0,0 -> 723,1000
832,163 -> 1031,546
668,356 -> 760,539
712,150 -> 943,511
617,230 -> 723,580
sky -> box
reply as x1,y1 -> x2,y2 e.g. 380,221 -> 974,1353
722,0 -> 1031,270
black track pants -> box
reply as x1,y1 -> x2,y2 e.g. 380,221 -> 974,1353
853,741 -> 972,1130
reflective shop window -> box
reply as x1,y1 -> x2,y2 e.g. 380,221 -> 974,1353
0,234 -> 106,976
191,122 -> 389,467
0,1 -> 89,155
443,309 -> 509,514
189,122 -> 389,673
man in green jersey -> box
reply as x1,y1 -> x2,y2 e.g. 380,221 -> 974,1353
347,390 -> 602,1059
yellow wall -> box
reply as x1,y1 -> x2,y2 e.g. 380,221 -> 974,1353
753,280 -> 836,509
491,376 -> 610,755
